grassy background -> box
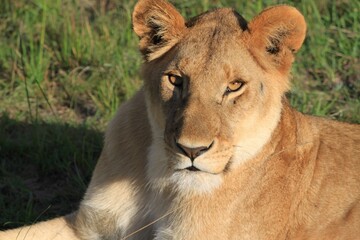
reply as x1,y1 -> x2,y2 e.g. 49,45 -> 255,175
0,0 -> 359,230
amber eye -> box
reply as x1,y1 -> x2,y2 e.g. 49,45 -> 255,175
226,80 -> 244,93
168,74 -> 183,87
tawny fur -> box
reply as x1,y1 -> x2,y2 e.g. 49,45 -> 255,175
1,0 -> 359,239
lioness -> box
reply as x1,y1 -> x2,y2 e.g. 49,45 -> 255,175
1,0 -> 359,239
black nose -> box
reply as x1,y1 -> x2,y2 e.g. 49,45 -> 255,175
176,141 -> 213,160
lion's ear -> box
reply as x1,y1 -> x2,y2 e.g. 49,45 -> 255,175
246,6 -> 306,74
132,0 -> 186,61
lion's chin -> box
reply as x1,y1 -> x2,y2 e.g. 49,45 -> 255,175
169,170 -> 223,195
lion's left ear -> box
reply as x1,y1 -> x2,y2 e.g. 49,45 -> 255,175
245,6 -> 306,74
132,0 -> 186,61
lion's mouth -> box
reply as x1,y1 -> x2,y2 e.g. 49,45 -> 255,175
179,165 -> 221,175
185,166 -> 201,172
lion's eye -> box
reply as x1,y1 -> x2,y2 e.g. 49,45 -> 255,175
226,80 -> 244,93
168,74 -> 183,87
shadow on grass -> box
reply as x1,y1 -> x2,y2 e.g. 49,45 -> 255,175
0,115 -> 103,230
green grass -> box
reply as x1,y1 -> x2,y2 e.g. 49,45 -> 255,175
0,114 -> 102,226
0,0 -> 359,230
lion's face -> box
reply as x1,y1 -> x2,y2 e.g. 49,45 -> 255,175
133,1 -> 306,194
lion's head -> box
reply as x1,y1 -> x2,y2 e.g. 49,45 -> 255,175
132,0 -> 306,194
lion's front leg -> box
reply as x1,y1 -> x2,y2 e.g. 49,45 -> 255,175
73,151 -> 154,240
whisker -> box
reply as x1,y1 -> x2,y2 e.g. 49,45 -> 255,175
121,205 -> 183,240
270,141 -> 313,160
19,205 -> 51,240
232,145 -> 254,158
233,141 -> 313,163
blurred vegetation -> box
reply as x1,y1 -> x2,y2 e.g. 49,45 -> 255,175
0,0 -> 359,230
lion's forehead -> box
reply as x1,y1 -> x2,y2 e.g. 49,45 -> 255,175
179,27 -> 243,59
172,22 -> 249,80
173,36 -> 251,85
175,54 -> 231,74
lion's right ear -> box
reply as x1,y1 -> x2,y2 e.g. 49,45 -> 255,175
132,0 -> 186,61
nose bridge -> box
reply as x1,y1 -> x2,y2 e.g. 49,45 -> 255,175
176,96 -> 217,146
